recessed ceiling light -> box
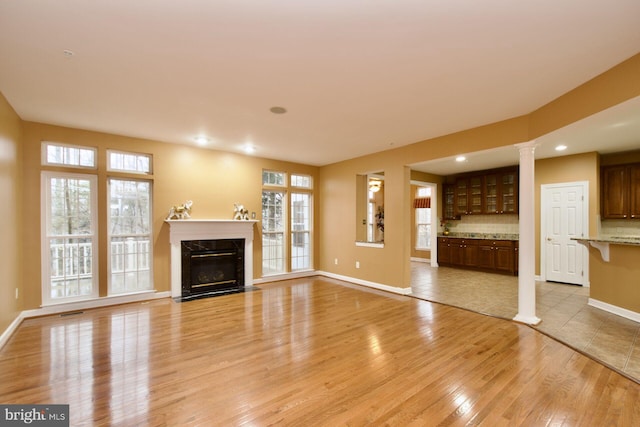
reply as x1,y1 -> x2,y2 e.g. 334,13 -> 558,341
194,136 -> 209,145
555,145 -> 567,151
456,156 -> 466,162
244,144 -> 256,154
62,49 -> 75,57
270,106 -> 287,114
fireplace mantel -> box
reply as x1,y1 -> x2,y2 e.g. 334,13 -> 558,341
166,220 -> 258,298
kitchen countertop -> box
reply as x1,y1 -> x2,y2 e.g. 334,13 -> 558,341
438,232 -> 519,241
572,236 -> 640,246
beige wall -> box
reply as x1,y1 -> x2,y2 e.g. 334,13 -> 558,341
590,245 -> 640,313
21,122 -> 319,310
319,53 -> 640,290
0,92 -> 23,333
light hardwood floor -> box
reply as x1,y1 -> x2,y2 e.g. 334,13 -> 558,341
410,262 -> 640,381
2,277 -> 640,426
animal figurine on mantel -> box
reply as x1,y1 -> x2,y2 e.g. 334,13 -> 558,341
166,200 -> 193,220
234,203 -> 250,220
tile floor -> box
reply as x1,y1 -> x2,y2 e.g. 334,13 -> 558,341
410,261 -> 640,382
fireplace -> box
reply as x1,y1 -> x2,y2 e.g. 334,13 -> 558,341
181,239 -> 244,299
166,220 -> 256,301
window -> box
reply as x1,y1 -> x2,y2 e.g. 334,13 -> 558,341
41,145 -> 155,304
263,170 -> 286,186
108,179 -> 153,294
291,174 -> 312,189
42,142 -> 96,169
108,150 -> 152,174
415,187 -> 431,250
262,190 -> 286,275
261,171 -> 313,275
291,192 -> 311,270
41,172 -> 98,304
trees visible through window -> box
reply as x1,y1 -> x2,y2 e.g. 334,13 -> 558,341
261,171 -> 313,276
41,172 -> 98,304
108,179 -> 152,294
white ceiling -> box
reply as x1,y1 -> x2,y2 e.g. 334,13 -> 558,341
1,1 -> 639,167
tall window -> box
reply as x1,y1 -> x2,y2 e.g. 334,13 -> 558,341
415,187 -> 432,250
291,174 -> 312,271
41,172 -> 98,304
262,171 -> 313,275
41,143 -> 154,304
108,179 -> 152,294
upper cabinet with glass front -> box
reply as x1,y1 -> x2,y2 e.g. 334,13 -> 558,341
443,166 -> 518,219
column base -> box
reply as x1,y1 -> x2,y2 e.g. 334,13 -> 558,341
513,314 -> 542,325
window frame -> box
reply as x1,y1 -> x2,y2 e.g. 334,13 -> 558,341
107,149 -> 153,175
42,141 -> 97,170
41,171 -> 99,305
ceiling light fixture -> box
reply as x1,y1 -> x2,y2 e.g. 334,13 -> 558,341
270,106 -> 287,114
62,49 -> 75,57
194,136 -> 209,145
455,156 -> 466,162
369,179 -> 382,192
243,144 -> 256,154
555,145 -> 567,151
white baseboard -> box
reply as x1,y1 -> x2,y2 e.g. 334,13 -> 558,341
253,270 -> 317,285
588,298 -> 640,323
317,271 -> 412,296
410,257 -> 429,263
0,312 -> 26,351
0,291 -> 171,351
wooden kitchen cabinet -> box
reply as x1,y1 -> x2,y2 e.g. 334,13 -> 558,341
442,184 -> 459,220
602,163 -> 640,219
455,176 -> 483,215
484,169 -> 518,214
439,237 -> 517,275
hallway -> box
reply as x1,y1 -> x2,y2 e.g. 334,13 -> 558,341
410,261 -> 640,382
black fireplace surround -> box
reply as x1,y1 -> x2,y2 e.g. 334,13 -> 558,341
180,238 -> 245,300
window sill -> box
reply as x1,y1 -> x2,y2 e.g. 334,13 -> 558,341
355,241 -> 384,248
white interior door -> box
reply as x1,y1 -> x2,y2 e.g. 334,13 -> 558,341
542,182 -> 588,285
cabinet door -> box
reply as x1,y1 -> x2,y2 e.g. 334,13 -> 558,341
602,165 -> 628,219
494,241 -> 515,274
477,243 -> 495,269
442,184 -> 457,220
501,171 -> 518,214
437,238 -> 451,264
468,176 -> 483,214
629,165 -> 640,219
462,240 -> 478,267
450,239 -> 464,265
454,179 -> 469,215
484,174 -> 498,214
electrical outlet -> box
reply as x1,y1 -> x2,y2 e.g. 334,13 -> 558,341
334,258 -> 338,265
356,261 -> 360,269
15,288 -> 19,299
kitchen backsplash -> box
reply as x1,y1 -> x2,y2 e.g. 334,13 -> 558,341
600,219 -> 640,237
443,214 -> 519,235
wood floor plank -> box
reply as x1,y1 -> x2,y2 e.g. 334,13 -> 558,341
1,277 -> 640,426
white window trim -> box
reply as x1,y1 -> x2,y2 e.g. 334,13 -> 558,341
41,171 -> 99,306
41,141 -> 97,170
107,149 -> 153,175
107,178 -> 154,296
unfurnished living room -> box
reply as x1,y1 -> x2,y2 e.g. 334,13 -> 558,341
1,1 -> 640,425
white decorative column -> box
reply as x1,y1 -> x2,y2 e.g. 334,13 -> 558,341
166,220 -> 257,298
513,141 -> 541,325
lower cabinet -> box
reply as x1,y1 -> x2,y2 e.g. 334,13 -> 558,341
438,237 -> 517,275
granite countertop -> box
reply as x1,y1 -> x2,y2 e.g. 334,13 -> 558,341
437,232 -> 519,241
572,236 -> 640,246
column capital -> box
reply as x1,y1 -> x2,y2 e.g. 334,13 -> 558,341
514,140 -> 539,150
